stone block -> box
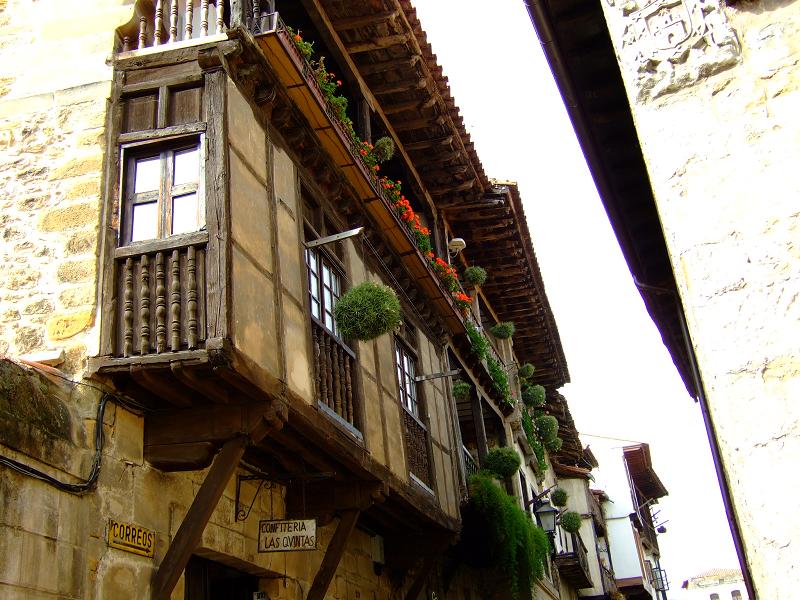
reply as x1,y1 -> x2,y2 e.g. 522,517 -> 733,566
65,230 -> 96,255
39,202 -> 98,232
5,267 -> 39,289
22,298 -> 53,315
0,75 -> 13,98
60,285 -> 95,309
49,153 -> 102,181
14,325 -> 43,353
47,309 -> 93,340
57,258 -> 96,283
63,177 -> 101,201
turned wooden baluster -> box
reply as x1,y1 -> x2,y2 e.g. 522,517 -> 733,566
155,252 -> 167,353
123,258 -> 134,357
344,355 -> 354,425
154,0 -> 164,45
122,36 -> 131,52
170,249 -> 181,351
332,342 -> 342,417
185,0 -> 193,40
312,325 -> 322,401
187,245 -> 198,349
216,0 -> 225,33
138,16 -> 147,49
324,335 -> 334,409
169,0 -> 179,42
140,254 -> 151,354
200,0 -> 209,36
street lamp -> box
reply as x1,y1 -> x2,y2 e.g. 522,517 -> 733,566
534,499 -> 559,535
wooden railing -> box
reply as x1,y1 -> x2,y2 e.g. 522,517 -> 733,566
556,529 -> 590,579
402,408 -> 432,489
114,233 -> 208,357
311,321 -> 358,432
117,0 -> 228,53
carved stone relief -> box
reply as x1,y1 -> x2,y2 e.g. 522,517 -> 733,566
605,0 -> 741,100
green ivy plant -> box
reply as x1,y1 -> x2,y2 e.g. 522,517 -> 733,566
521,409 -> 548,473
484,447 -> 522,479
487,356 -> 513,407
465,321 -> 489,361
333,282 -> 401,341
461,472 -> 550,598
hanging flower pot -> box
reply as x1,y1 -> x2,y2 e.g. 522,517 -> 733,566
489,321 -> 515,339
334,282 -> 401,341
560,511 -> 582,534
452,380 -> 472,402
463,265 -> 487,287
550,488 -> 568,508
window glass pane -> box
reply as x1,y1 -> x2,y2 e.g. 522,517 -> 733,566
131,201 -> 159,242
134,156 -> 161,193
310,298 -> 320,320
172,193 -> 199,235
173,146 -> 200,185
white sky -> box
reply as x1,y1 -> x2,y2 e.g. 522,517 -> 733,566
410,0 -> 741,594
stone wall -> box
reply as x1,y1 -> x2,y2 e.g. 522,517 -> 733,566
600,0 -> 800,595
0,1 -> 133,373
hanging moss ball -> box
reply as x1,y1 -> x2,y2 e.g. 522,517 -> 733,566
517,363 -> 535,380
545,437 -> 563,453
463,266 -> 488,287
489,321 -> 515,339
334,282 -> 401,341
550,488 -> 568,508
560,511 -> 582,534
373,136 -> 396,163
535,415 -> 559,443
484,447 -> 522,479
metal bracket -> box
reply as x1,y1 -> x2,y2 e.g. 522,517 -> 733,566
234,471 -> 336,522
415,369 -> 460,383
304,227 -> 364,249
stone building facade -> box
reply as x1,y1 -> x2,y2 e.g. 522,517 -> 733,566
0,1 -> 623,599
525,0 -> 800,596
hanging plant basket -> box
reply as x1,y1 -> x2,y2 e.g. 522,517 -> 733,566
334,282 -> 401,341
560,511 -> 582,534
452,380 -> 472,402
535,415 -> 559,443
550,488 -> 568,508
463,265 -> 488,287
517,363 -> 535,380
484,447 -> 522,479
490,321 -> 515,339
522,384 -> 546,408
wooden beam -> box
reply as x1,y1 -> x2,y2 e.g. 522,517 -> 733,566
346,34 -> 410,54
151,435 -> 250,600
306,509 -> 361,600
332,9 -> 399,31
371,77 -> 427,96
405,556 -> 437,600
430,178 -> 476,196
359,54 -> 420,76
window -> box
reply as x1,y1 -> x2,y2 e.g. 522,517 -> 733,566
305,246 -> 341,336
710,594 -> 720,600
395,339 -> 418,415
121,138 -> 203,245
731,592 -> 742,600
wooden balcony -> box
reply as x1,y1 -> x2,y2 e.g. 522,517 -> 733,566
253,13 -> 466,335
554,530 -> 593,589
311,320 -> 360,437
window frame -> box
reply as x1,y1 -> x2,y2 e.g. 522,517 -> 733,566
395,336 -> 419,417
119,134 -> 205,247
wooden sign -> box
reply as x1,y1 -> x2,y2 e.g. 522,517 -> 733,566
107,519 -> 155,558
258,519 -> 317,552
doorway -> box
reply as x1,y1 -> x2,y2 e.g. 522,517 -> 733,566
185,555 -> 261,600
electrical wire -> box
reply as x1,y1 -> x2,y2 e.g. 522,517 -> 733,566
0,393 -> 110,494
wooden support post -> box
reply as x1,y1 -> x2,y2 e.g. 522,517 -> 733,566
405,555 -> 437,600
306,509 -> 361,600
472,394 -> 488,466
151,436 -> 249,600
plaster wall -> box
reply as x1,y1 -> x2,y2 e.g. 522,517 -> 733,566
599,0 -> 800,595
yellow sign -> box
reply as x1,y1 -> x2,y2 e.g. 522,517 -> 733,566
107,519 -> 155,558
